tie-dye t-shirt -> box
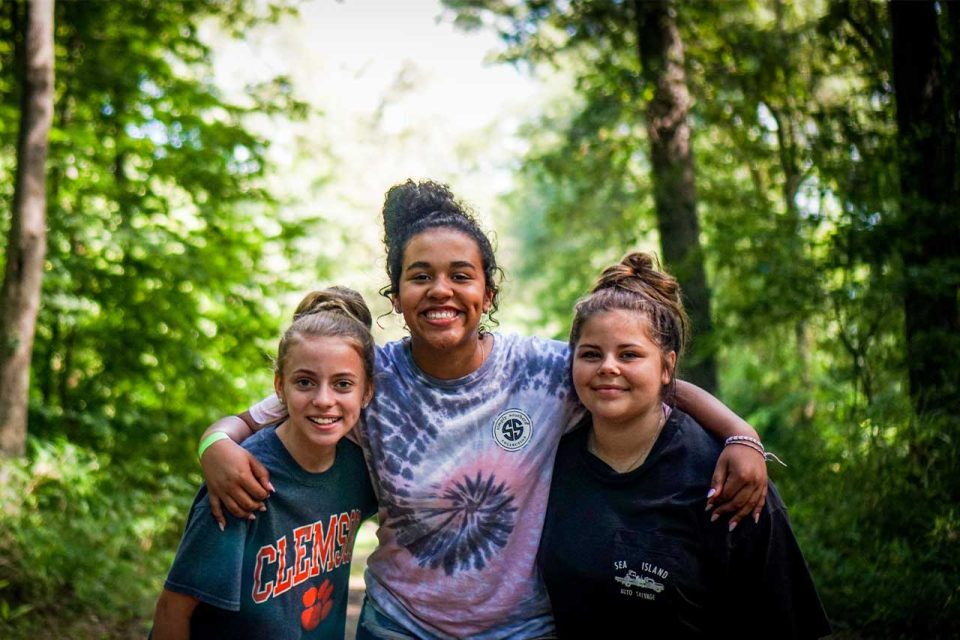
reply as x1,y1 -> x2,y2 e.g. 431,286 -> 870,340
249,334 -> 582,639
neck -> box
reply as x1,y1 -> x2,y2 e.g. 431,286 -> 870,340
276,422 -> 336,473
589,404 -> 666,473
410,333 -> 490,379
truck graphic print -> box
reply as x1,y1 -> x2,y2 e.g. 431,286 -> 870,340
615,570 -> 665,593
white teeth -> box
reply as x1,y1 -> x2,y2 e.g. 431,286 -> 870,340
308,417 -> 338,425
426,310 -> 457,319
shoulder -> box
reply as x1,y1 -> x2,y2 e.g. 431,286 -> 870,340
498,334 -> 569,359
375,340 -> 403,366
335,438 -> 367,467
495,333 -> 570,376
657,409 -> 723,478
494,334 -> 575,399
672,409 -> 723,456
557,419 -> 589,455
240,427 -> 284,470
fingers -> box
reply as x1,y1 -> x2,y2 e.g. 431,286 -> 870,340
250,455 -> 276,495
727,484 -> 765,531
227,479 -> 267,515
221,493 -> 261,522
710,478 -> 750,519
209,494 -> 226,532
708,442 -> 770,531
706,465 -> 727,510
198,437 -> 272,528
753,483 -> 768,524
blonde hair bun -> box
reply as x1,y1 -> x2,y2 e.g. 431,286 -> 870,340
293,286 -> 372,329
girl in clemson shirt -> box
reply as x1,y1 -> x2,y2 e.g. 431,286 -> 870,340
153,287 -> 378,640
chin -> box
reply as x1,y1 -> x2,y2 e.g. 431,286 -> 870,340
423,332 -> 469,352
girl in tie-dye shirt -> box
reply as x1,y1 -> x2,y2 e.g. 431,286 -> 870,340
198,179 -> 768,639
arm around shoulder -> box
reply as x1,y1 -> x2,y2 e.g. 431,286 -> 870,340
674,380 -> 758,439
674,380 -> 768,528
198,412 -> 274,527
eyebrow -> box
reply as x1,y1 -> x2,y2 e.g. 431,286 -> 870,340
290,368 -> 359,378
576,343 -> 645,350
405,260 -> 479,271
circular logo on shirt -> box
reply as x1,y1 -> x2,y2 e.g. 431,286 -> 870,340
493,409 -> 533,451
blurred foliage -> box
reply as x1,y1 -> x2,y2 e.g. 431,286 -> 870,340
0,0 -> 312,637
0,0 -> 956,637
0,0 -> 311,461
447,0 -> 959,636
0,439 -> 195,636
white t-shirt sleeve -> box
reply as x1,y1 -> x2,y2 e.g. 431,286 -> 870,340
247,394 -> 286,425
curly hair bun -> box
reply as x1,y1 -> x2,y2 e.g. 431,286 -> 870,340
382,179 -> 463,249
592,251 -> 681,307
621,251 -> 656,275
293,286 -> 372,329
378,179 -> 502,330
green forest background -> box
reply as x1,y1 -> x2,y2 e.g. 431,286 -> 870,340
1,1 -> 958,638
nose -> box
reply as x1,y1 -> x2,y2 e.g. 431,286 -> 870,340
311,385 -> 335,408
597,354 -> 619,375
427,275 -> 452,299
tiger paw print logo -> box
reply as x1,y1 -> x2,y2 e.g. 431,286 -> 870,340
301,578 -> 334,631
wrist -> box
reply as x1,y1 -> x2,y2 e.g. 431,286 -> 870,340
198,431 -> 231,460
723,435 -> 787,467
724,435 -> 765,456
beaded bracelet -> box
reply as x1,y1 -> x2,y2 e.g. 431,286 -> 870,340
724,435 -> 787,467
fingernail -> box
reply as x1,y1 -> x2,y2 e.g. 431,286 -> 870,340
754,512 -> 760,524
267,482 -> 276,493
710,513 -> 719,523
259,505 -> 267,512
729,520 -> 738,532
706,488 -> 717,499
248,514 -> 256,521
704,502 -> 714,512
218,521 -> 225,532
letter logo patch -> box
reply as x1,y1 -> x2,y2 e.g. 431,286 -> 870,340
493,409 -> 532,451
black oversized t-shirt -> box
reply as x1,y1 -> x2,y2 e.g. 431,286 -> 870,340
538,410 -> 831,639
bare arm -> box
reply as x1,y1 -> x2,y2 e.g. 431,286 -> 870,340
675,380 -> 768,530
199,413 -> 274,529
152,589 -> 200,640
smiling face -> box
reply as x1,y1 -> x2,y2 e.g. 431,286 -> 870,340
395,227 -> 493,375
572,309 -> 676,429
274,335 -> 371,472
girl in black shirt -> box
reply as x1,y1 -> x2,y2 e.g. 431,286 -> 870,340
538,252 -> 830,638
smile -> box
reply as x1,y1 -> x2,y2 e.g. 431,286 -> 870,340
423,309 -> 460,320
593,385 -> 627,393
308,416 -> 340,426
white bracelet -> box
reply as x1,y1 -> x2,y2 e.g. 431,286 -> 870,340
724,435 -> 787,467
724,435 -> 765,451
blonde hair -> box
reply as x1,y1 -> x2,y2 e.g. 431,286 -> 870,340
276,286 -> 375,388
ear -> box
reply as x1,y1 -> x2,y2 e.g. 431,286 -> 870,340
661,351 -> 677,386
391,295 -> 402,314
482,288 -> 494,314
362,385 -> 374,410
274,373 -> 284,405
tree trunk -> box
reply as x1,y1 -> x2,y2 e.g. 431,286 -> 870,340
634,0 -> 717,392
889,0 -> 960,415
0,0 -> 55,457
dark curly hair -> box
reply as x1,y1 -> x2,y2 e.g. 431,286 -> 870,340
379,179 -> 502,330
